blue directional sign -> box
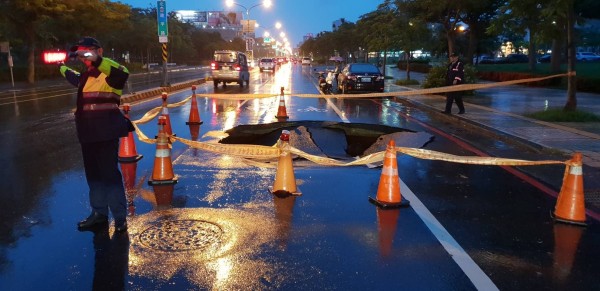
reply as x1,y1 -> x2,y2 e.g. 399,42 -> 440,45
157,1 -> 168,43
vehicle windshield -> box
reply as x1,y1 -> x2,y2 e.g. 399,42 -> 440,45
261,59 -> 272,63
350,64 -> 380,73
214,52 -> 236,63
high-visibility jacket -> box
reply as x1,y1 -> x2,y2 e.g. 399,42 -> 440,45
60,56 -> 132,143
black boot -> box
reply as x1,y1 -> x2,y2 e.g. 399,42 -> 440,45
78,212 -> 108,230
114,220 -> 128,232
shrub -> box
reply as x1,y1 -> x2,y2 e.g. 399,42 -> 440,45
422,63 -> 478,95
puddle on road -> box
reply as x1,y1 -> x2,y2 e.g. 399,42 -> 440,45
219,121 -> 434,161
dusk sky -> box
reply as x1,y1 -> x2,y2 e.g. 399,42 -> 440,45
117,0 -> 383,46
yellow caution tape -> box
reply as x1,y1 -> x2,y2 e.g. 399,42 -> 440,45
174,136 -> 280,159
133,123 -> 566,167
128,73 -> 573,167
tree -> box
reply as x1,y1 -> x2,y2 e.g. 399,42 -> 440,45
0,0 -> 130,83
356,5 -> 397,76
462,0 -> 503,64
400,0 -> 464,56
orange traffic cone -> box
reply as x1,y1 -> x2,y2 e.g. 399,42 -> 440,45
376,208 -> 400,258
552,223 -> 584,284
118,103 -> 143,162
275,87 -> 289,120
553,152 -> 586,226
186,85 -> 203,125
271,130 -> 301,196
152,184 -> 174,210
369,140 -> 410,208
120,161 -> 138,216
161,92 -> 175,136
148,116 -> 178,185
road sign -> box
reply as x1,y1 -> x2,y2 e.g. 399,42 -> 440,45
157,1 -> 168,43
264,37 -> 271,43
242,19 -> 256,34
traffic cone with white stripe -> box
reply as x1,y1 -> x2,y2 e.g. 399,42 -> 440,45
275,87 -> 289,120
118,103 -> 143,162
553,152 -> 586,226
161,92 -> 175,136
270,130 -> 301,196
369,140 -> 410,208
148,116 -> 178,185
186,85 -> 203,125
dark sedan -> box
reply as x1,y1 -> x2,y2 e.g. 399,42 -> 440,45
337,63 -> 385,94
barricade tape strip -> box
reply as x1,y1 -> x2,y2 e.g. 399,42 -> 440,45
128,72 -> 573,167
174,136 -> 280,159
128,73 -> 571,111
132,123 -> 566,167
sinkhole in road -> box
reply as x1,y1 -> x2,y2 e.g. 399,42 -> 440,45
220,121 -> 434,160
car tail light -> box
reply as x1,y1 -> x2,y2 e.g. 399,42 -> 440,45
233,64 -> 241,71
211,62 -> 219,70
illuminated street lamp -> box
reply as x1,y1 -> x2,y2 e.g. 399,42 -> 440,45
225,0 -> 272,19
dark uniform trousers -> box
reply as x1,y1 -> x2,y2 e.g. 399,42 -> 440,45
444,60 -> 465,113
81,139 -> 127,221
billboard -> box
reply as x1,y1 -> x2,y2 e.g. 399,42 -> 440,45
206,11 -> 242,26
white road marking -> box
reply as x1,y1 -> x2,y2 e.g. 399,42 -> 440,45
400,179 -> 499,291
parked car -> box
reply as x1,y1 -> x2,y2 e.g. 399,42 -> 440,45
576,52 -> 600,61
337,63 -> 385,94
211,50 -> 250,88
301,57 -> 311,65
506,53 -> 529,63
258,58 -> 276,72
478,56 -> 497,64
538,55 -> 552,63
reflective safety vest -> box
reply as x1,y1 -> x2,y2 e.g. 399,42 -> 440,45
60,57 -> 131,143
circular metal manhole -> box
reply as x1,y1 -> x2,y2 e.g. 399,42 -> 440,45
138,219 -> 224,252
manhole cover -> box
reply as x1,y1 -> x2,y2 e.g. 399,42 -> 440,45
138,220 -> 224,252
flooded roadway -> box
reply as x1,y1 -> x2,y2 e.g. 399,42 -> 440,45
0,63 -> 598,290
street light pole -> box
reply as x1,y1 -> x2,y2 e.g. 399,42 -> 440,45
225,1 -> 272,61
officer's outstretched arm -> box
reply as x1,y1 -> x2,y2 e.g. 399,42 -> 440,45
60,65 -> 80,87
93,56 -> 129,90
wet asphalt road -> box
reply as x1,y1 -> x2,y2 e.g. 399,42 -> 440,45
0,63 -> 599,290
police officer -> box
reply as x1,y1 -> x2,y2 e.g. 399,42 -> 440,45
442,52 -> 465,114
59,37 -> 132,232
